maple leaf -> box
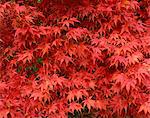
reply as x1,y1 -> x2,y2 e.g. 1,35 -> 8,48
91,47 -> 103,64
60,17 -> 80,28
83,97 -> 95,111
69,102 -> 82,113
138,101 -> 150,114
28,27 -> 40,38
127,52 -> 143,65
66,28 -> 89,41
52,26 -> 61,37
60,55 -> 73,66
15,28 -> 28,37
17,50 -> 34,63
39,26 -> 47,35
25,15 -> 34,23
109,32 -> 128,46
30,90 -> 43,101
120,23 -> 130,34
37,43 -> 51,56
0,109 -> 9,118
95,100 -> 107,110
104,22 -> 113,31
14,4 -> 26,14
54,51 -> 73,66
112,15 -> 122,26
111,95 -> 128,115
85,80 -> 96,89
78,5 -> 95,18
48,103 -> 58,114
109,55 -> 127,68
121,78 -> 136,93
0,82 -> 8,90
50,74 -> 67,87
135,66 -> 150,84
70,76 -> 87,88
114,46 -> 132,56
67,89 -> 88,102
113,73 -> 137,93
66,44 -> 77,57
38,74 -> 53,91
129,21 -> 146,35
30,89 -> 50,102
0,6 -> 4,18
76,43 -> 89,58
91,37 -> 101,46
20,85 -> 32,97
111,84 -> 121,94
130,1 -> 139,10
52,38 -> 63,47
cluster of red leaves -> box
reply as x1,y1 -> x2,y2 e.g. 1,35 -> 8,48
0,0 -> 150,118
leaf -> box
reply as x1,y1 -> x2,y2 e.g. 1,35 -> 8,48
54,51 -> 73,66
69,102 -> 82,113
50,74 -> 66,87
113,73 -> 136,93
95,100 -> 107,110
91,47 -> 103,64
30,89 -> 50,103
112,15 -> 122,26
66,28 -> 88,41
30,90 -> 43,101
111,95 -> 128,114
67,89 -> 88,102
138,102 -> 150,114
83,97 -> 95,111
109,55 -> 127,68
20,85 -> 32,97
52,38 -> 63,47
60,17 -> 80,28
17,50 -> 34,63
120,23 -> 130,34
0,82 -> 8,90
37,43 -> 51,56
91,37 -> 100,46
135,66 -> 150,84
60,55 -> 73,66
48,103 -> 58,114
15,28 -> 28,37
14,4 -> 26,14
0,39 -> 4,43
122,78 -> 136,93
0,109 -> 9,118
52,26 -> 61,37
25,15 -> 34,23
128,52 -> 143,65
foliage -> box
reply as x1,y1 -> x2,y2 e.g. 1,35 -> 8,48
0,0 -> 150,117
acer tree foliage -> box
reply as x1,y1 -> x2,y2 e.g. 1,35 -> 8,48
0,0 -> 150,117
